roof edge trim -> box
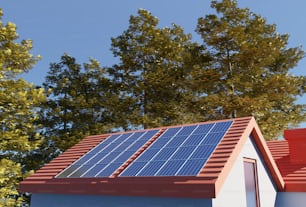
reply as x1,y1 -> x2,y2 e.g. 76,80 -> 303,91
249,118 -> 285,191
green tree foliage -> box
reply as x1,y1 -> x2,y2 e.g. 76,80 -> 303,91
0,9 -> 45,207
109,9 -> 198,129
40,54 -> 116,152
193,0 -> 306,139
38,1 -> 305,163
108,5 -> 305,138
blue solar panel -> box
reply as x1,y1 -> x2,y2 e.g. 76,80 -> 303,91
154,147 -> 177,161
190,145 -> 216,159
155,160 -> 185,176
82,164 -> 107,177
210,122 -> 232,132
136,148 -> 160,162
177,159 -> 206,175
160,127 -> 181,137
176,125 -> 197,136
183,134 -> 206,146
57,121 -> 233,178
137,161 -> 164,176
165,135 -> 188,147
119,121 -> 232,177
192,123 -> 214,134
171,146 -> 196,160
57,129 -> 159,178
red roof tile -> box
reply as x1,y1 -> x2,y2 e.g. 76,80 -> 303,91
267,137 -> 306,192
19,117 -> 284,198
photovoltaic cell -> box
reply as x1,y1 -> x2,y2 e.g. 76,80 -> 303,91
155,160 -> 185,176
137,161 -> 164,176
154,147 -> 177,161
120,121 -> 232,177
192,123 -> 214,134
160,127 -> 181,137
177,159 -> 206,175
136,148 -> 161,162
171,146 -> 196,160
56,129 -> 159,178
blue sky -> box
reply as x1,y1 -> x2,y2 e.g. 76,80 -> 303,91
1,0 -> 306,127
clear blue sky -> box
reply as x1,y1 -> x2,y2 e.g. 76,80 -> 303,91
2,0 -> 306,128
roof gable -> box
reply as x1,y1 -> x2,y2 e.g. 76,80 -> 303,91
19,117 -> 284,198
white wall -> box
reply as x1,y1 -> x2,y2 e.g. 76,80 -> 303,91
275,192 -> 306,207
212,137 -> 277,207
30,193 -> 212,207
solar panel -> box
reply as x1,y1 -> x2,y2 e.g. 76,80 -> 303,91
119,121 -> 232,177
57,129 -> 159,178
57,120 -> 232,179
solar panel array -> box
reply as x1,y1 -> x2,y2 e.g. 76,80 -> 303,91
57,121 -> 232,178
120,121 -> 232,176
57,129 -> 159,178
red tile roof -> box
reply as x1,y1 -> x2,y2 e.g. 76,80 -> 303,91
19,117 -> 284,198
267,134 -> 306,192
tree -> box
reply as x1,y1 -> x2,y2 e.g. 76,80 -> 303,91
0,9 -> 45,207
193,0 -> 306,139
40,54 -> 116,152
109,9 -> 198,129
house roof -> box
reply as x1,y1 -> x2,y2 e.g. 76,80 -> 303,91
267,129 -> 306,192
19,117 -> 284,198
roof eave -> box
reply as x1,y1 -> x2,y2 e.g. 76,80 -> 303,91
285,182 -> 306,192
20,177 -> 217,198
249,119 -> 285,191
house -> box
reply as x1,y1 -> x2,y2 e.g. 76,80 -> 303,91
19,116 -> 305,207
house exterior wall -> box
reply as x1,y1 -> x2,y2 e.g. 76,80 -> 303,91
212,137 -> 277,207
30,193 -> 212,207
275,192 -> 306,207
